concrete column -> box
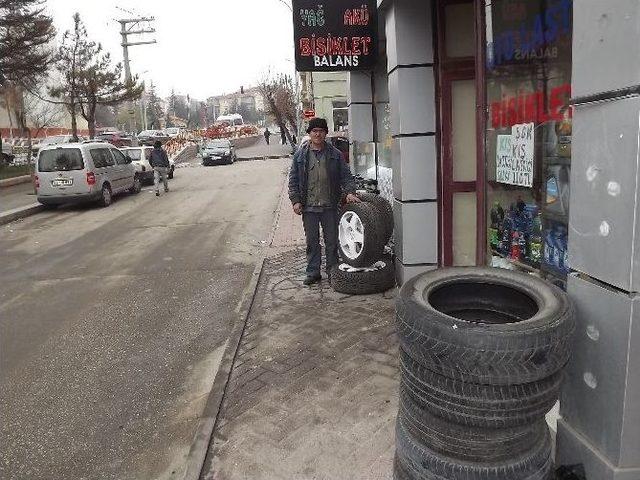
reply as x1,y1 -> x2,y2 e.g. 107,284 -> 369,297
385,0 -> 437,284
347,71 -> 374,143
557,1 -> 640,478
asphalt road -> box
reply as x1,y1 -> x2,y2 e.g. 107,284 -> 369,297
0,155 -> 288,480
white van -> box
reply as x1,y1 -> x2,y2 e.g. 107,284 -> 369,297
36,142 -> 141,207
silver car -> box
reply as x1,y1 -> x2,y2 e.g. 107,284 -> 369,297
36,142 -> 141,207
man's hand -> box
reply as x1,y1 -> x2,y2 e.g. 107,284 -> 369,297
293,203 -> 303,215
345,193 -> 361,204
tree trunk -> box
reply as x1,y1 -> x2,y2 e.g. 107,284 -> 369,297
70,99 -> 79,142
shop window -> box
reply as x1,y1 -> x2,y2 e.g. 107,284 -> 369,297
484,0 -> 573,283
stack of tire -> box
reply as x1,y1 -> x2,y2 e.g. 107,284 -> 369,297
394,267 -> 575,480
331,192 -> 396,295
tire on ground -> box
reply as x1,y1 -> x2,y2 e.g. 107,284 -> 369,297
338,202 -> 385,268
396,267 -> 575,385
400,349 -> 562,428
395,416 -> 553,480
331,255 -> 396,295
357,192 -> 393,244
399,386 -> 548,462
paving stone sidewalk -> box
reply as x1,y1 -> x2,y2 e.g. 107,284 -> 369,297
201,247 -> 399,480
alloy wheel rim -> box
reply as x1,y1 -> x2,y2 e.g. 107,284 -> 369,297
338,211 -> 365,260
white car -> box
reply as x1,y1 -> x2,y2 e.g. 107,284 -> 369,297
164,127 -> 182,137
36,142 -> 141,207
121,146 -> 175,183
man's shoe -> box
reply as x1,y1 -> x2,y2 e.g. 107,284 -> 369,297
303,275 -> 321,286
155,191 -> 160,196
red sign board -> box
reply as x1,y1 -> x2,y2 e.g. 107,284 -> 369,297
303,109 -> 316,119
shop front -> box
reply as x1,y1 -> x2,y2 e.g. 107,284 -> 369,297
348,0 -> 573,286
347,2 -> 640,477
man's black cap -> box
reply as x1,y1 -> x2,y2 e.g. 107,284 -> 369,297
154,140 -> 162,148
306,117 -> 328,133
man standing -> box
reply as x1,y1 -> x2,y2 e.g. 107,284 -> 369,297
280,126 -> 287,145
150,140 -> 170,197
288,117 -> 360,285
264,128 -> 271,145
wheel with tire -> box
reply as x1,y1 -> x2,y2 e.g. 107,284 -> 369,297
331,255 -> 395,295
399,387 -> 548,463
99,184 -> 112,208
395,415 -> 553,480
129,175 -> 142,194
338,202 -> 385,268
400,349 -> 562,428
357,192 -> 393,244
168,166 -> 174,179
396,267 -> 575,385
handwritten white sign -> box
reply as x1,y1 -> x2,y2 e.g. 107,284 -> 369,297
496,122 -> 535,187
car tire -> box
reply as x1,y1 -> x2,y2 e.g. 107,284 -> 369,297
99,184 -> 112,208
395,416 -> 553,480
400,349 -> 562,428
129,175 -> 142,194
338,202 -> 385,268
396,267 -> 575,385
168,167 -> 174,179
399,387 -> 548,463
357,192 -> 394,244
331,255 -> 396,295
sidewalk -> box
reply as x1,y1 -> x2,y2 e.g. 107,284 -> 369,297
200,180 -> 399,480
0,182 -> 43,225
0,182 -> 38,214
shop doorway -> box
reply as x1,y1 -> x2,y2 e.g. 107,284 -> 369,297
437,0 -> 485,266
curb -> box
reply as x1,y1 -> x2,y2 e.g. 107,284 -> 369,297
181,255 -> 266,480
237,154 -> 291,162
0,175 -> 32,188
0,203 -> 44,226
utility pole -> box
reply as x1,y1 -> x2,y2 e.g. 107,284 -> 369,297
117,15 -> 156,133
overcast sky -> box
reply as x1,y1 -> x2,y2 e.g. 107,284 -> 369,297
44,0 -> 296,101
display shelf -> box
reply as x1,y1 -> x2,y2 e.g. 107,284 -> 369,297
540,262 -> 568,278
544,156 -> 571,166
491,250 -> 540,272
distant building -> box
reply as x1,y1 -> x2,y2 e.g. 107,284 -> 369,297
206,87 -> 265,126
0,85 -> 89,138
299,72 -> 348,132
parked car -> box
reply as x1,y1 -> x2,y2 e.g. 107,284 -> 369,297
35,142 -> 141,207
121,146 -> 176,182
137,129 -> 170,146
96,131 -> 135,148
200,139 -> 236,165
39,135 -> 86,146
164,127 -> 182,138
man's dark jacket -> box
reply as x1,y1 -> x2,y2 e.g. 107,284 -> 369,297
288,142 -> 356,208
150,147 -> 170,168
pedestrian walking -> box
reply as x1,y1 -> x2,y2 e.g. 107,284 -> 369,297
280,127 -> 287,145
150,140 -> 170,197
264,128 -> 271,145
288,117 -> 360,286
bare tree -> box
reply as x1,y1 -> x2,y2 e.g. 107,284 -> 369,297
24,91 -> 63,139
258,72 -> 297,146
22,91 -> 63,191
